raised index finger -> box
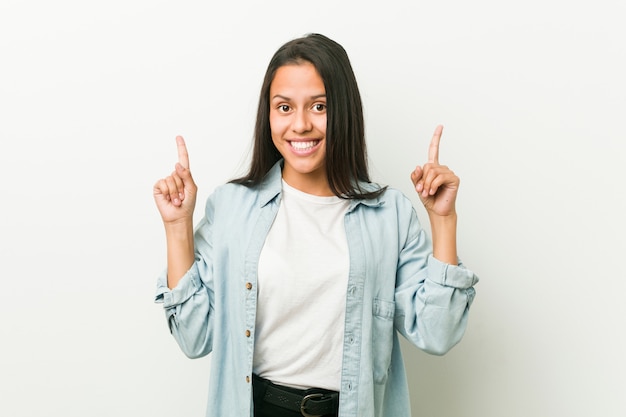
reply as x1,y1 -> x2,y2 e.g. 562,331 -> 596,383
176,135 -> 190,169
428,125 -> 443,164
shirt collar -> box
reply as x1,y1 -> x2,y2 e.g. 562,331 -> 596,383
256,159 -> 385,210
257,160 -> 284,207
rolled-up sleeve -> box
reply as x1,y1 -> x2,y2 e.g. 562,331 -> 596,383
426,255 -> 479,290
155,262 -> 203,307
154,210 -> 216,359
394,209 -> 479,356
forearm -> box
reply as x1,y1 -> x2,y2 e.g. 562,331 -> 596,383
428,213 -> 458,265
164,220 -> 195,289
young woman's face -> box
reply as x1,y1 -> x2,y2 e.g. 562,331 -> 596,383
269,62 -> 329,195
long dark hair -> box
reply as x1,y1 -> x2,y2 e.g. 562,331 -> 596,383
231,33 -> 385,199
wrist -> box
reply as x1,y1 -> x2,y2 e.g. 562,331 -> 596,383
164,218 -> 194,239
428,211 -> 457,229
164,218 -> 195,290
428,213 -> 458,265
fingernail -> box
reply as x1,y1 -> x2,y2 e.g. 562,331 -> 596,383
173,198 -> 180,205
179,193 -> 184,200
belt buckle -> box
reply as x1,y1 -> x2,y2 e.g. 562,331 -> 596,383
300,393 -> 325,417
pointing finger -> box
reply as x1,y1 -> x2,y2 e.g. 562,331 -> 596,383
176,135 -> 190,169
428,125 -> 443,164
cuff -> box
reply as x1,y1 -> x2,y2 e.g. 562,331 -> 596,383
427,255 -> 479,289
154,263 -> 201,307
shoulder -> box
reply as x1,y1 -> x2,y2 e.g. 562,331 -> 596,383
207,181 -> 266,209
378,186 -> 411,203
353,184 -> 420,226
351,185 -> 424,246
359,184 -> 415,212
212,181 -> 256,197
207,166 -> 283,213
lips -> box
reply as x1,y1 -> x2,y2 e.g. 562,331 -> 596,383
288,140 -> 320,152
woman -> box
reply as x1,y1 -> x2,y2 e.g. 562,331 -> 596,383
154,33 -> 478,417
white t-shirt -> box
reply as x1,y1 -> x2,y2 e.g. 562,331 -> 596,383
253,180 -> 350,391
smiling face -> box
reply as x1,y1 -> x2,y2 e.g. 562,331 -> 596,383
269,62 -> 330,195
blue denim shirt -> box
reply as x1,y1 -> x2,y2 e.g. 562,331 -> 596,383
155,161 -> 478,417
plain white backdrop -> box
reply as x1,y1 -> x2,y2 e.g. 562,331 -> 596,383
1,1 -> 625,416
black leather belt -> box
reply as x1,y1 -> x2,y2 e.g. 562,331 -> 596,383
254,374 -> 339,417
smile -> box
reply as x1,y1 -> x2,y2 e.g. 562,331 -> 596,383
289,140 -> 320,151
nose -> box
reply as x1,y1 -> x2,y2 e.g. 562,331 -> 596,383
291,109 -> 312,133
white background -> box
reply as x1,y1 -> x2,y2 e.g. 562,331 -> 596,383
1,1 -> 625,416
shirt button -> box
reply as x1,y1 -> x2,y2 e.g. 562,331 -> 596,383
245,329 -> 251,337
246,282 -> 252,290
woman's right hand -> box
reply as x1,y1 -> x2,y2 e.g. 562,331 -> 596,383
153,136 -> 198,225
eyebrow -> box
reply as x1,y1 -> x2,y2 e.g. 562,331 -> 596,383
271,94 -> 327,101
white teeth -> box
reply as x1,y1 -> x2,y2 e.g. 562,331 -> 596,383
290,141 -> 317,150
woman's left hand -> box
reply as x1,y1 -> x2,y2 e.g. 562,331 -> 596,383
410,125 -> 459,217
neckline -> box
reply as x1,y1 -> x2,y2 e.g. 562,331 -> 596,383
281,179 -> 345,205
